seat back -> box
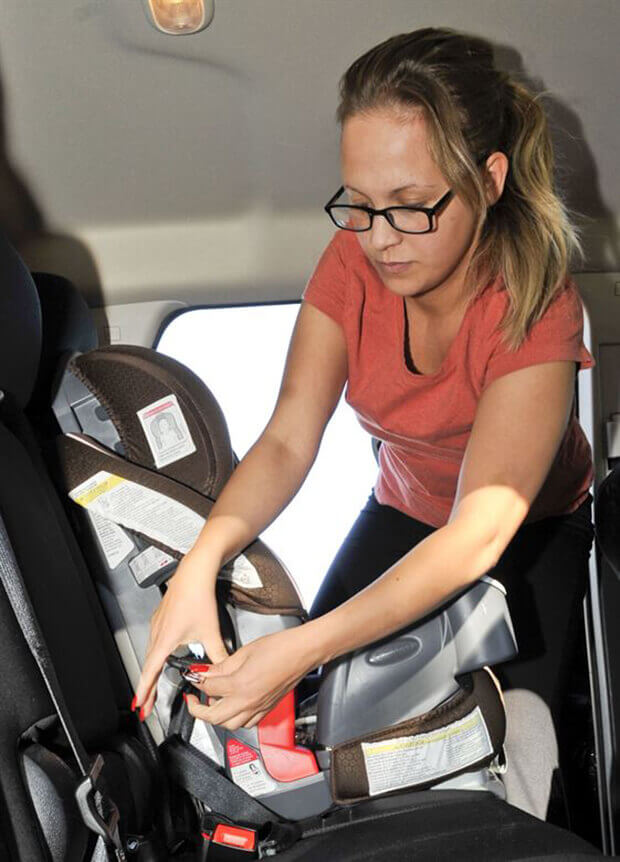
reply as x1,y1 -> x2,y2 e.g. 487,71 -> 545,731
0,237 -> 173,860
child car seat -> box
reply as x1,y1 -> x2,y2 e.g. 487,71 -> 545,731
48,342 -> 517,821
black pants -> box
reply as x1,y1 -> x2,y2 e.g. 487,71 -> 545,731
309,489 -> 595,726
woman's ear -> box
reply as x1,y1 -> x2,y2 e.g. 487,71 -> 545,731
483,151 -> 509,205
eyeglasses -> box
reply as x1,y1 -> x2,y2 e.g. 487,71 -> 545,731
324,186 -> 453,234
324,156 -> 490,234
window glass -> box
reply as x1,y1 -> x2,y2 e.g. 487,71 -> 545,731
157,303 -> 378,607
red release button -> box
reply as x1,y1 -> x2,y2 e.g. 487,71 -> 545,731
212,824 -> 257,852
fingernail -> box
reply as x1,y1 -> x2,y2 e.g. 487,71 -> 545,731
139,706 -> 146,722
131,696 -> 138,711
182,693 -> 188,704
189,664 -> 211,673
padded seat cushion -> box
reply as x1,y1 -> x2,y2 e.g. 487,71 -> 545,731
284,790 -> 602,860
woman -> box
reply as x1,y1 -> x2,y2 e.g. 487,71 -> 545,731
132,28 -> 595,789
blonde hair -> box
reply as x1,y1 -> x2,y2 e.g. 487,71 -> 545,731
336,27 -> 582,350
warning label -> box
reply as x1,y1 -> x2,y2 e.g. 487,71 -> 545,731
361,706 -> 493,796
137,393 -> 197,469
69,470 -> 205,554
129,545 -> 176,585
219,554 -> 263,590
88,509 -> 134,569
226,740 -> 277,796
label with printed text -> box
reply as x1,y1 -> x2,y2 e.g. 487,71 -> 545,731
361,706 -> 493,795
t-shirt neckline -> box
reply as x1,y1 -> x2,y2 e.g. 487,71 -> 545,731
395,288 -> 481,381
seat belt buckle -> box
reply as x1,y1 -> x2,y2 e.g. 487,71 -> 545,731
75,753 -> 127,861
200,814 -> 302,860
202,822 -> 258,860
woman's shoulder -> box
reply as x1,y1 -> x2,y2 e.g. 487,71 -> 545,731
476,273 -> 585,336
302,231 -> 371,326
326,228 -> 369,267
472,273 -> 593,390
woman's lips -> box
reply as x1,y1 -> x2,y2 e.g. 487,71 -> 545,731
377,260 -> 412,274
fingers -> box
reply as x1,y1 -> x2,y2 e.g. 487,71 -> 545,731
190,672 -> 232,699
244,710 -> 269,729
184,692 -> 257,730
134,642 -> 173,708
139,684 -> 158,721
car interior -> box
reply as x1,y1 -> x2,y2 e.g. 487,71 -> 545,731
0,2 -> 619,860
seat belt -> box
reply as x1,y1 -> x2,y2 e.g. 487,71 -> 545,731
160,736 -> 302,856
0,507 -> 127,862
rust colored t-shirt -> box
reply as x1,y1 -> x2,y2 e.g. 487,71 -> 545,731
301,229 -> 596,527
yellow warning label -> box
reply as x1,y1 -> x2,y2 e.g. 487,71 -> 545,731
68,469 -> 205,554
367,713 -> 480,754
72,473 -> 125,507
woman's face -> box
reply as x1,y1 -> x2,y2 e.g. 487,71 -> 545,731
340,108 -> 479,301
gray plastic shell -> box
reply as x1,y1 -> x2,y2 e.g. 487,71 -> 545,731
316,577 -> 516,748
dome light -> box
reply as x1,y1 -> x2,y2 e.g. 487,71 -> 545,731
144,0 -> 214,35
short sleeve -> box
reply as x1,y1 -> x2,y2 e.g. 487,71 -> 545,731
481,279 -> 596,392
301,232 -> 347,328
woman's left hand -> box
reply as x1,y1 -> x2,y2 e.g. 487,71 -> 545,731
184,625 -> 318,730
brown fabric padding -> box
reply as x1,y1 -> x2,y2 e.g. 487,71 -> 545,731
56,433 -> 305,618
70,346 -> 235,498
330,669 -> 505,804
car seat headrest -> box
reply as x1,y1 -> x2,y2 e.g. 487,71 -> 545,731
69,345 -> 235,498
0,233 -> 42,408
29,272 -> 98,413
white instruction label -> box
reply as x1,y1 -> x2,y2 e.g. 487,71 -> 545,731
136,393 -> 197,469
361,706 -> 493,796
69,471 -> 205,554
227,740 -> 277,796
88,509 -> 134,569
219,554 -> 263,590
190,720 -> 225,767
129,545 -> 176,585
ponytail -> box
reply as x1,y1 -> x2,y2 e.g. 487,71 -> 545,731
469,80 -> 583,349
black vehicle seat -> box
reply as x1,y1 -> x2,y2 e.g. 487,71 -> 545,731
0,237 -> 191,860
19,238 -> 607,859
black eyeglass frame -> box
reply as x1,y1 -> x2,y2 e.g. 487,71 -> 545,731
324,187 -> 453,234
325,154 -> 489,235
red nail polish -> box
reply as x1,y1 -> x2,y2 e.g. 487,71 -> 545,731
131,696 -> 137,711
139,706 -> 146,722
182,693 -> 188,704
189,664 -> 211,673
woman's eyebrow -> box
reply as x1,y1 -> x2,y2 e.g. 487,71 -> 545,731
345,181 -> 436,196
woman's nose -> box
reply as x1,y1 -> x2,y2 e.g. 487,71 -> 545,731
368,213 -> 403,251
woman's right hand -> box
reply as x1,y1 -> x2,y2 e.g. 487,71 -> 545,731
132,549 -> 229,719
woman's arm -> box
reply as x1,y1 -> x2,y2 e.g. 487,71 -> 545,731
189,359 -> 577,728
305,358 -> 576,666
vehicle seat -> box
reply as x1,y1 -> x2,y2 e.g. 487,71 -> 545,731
0,236 -> 194,860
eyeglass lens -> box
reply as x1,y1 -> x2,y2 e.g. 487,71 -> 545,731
329,206 -> 430,233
